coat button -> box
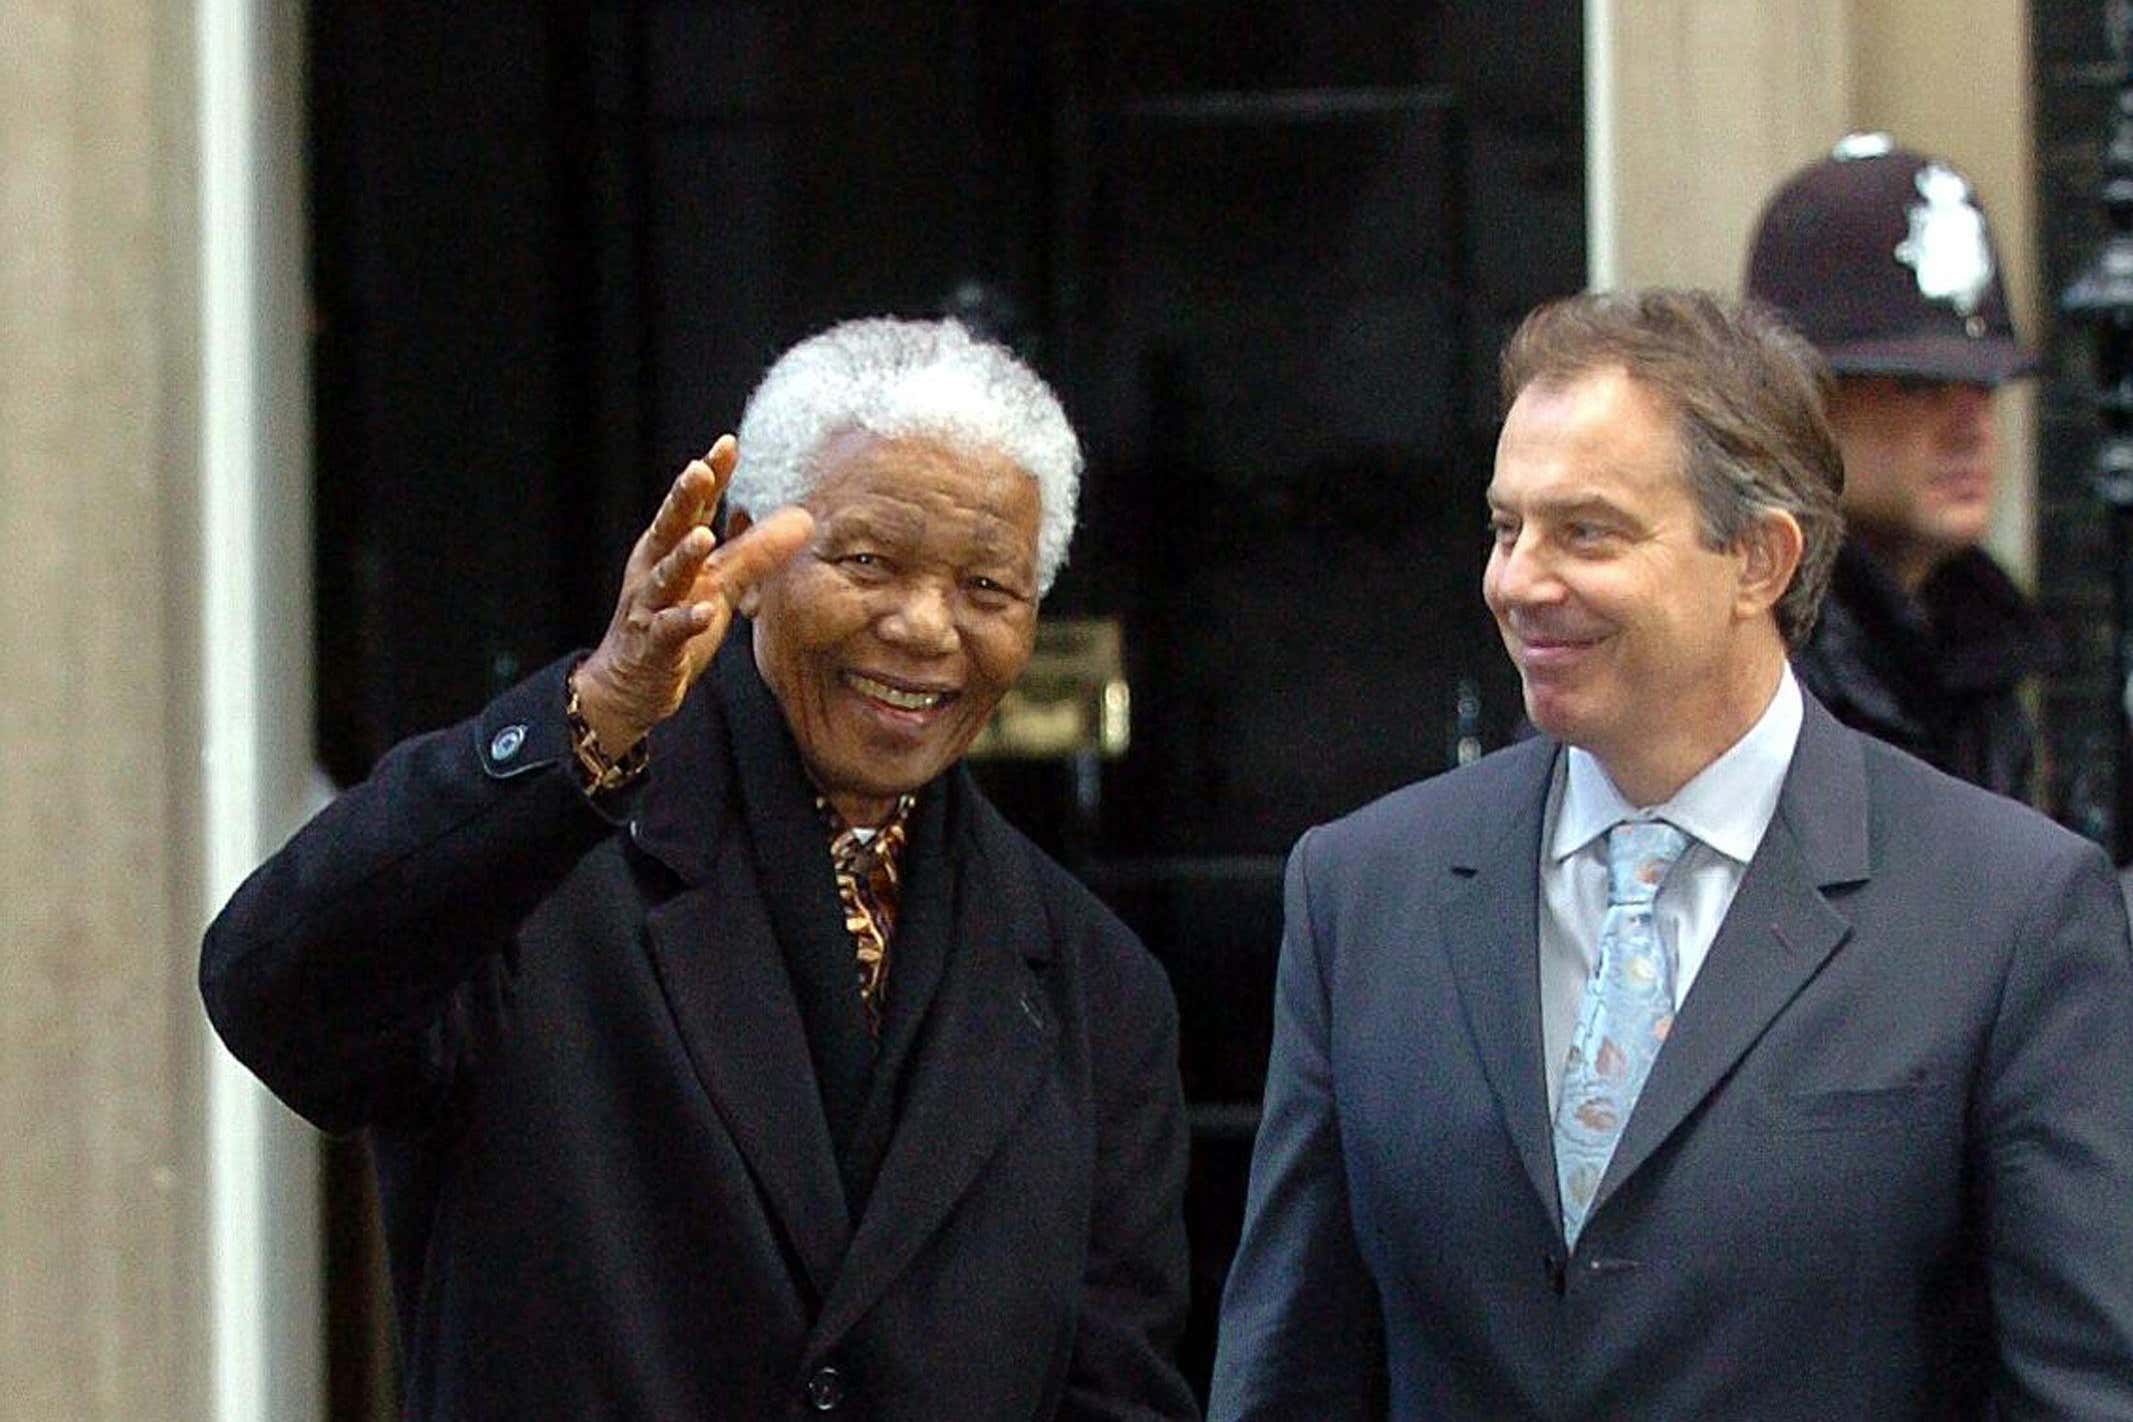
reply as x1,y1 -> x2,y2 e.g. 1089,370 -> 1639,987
489,724 -> 527,761
805,1365 -> 845,1411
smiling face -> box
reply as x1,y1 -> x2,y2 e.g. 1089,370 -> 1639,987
735,430 -> 1042,826
1483,366 -> 1793,805
1825,375 -> 1997,591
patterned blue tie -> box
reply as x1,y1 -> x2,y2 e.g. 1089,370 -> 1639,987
1553,819 -> 1691,1249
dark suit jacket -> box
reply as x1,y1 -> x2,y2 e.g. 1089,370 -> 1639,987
201,649 -> 1196,1420
1210,695 -> 2133,1419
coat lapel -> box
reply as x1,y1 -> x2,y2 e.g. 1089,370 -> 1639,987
1590,696 -> 1870,1218
639,856 -> 851,1302
627,647 -> 851,1304
1442,737 -> 1564,1230
806,782 -> 1053,1357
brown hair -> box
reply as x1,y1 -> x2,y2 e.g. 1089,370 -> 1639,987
1499,288 -> 1845,648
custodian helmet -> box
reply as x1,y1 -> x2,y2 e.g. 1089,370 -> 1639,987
1745,132 -> 2035,386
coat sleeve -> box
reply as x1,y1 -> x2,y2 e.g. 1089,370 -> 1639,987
1058,915 -> 1201,1422
1206,827 -> 1386,1421
199,654 -> 623,1134
1984,835 -> 2133,1417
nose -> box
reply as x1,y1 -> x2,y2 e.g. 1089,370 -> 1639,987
1937,383 -> 1995,450
877,579 -> 959,656
1486,529 -> 1559,612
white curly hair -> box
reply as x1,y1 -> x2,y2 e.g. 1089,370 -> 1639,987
728,317 -> 1082,596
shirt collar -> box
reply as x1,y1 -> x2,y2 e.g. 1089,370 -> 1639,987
1550,663 -> 1803,865
815,791 -> 917,850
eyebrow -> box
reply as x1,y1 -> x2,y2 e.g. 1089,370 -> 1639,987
821,506 -> 1035,573
963,522 -> 1035,564
1485,492 -> 1632,522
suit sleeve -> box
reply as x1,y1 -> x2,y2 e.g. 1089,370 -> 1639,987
1985,836 -> 2133,1418
1059,923 -> 1201,1422
199,654 -> 623,1134
1207,827 -> 1386,1420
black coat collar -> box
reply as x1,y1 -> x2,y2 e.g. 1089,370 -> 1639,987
709,635 -> 883,1199
629,633 -> 1047,1224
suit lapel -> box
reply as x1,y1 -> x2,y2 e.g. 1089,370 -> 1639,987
1443,738 -> 1564,1229
1590,696 -> 1869,1218
807,785 -> 1052,1357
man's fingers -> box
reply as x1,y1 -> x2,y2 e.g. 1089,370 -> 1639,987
640,599 -> 719,654
645,458 -> 721,555
644,524 -> 715,608
704,506 -> 814,601
638,434 -> 741,567
704,433 -> 738,480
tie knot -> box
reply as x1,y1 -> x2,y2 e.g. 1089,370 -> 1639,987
1604,820 -> 1690,906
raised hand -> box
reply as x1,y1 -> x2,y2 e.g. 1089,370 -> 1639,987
572,435 -> 813,756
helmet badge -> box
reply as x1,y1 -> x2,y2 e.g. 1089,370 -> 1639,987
1892,162 -> 1994,317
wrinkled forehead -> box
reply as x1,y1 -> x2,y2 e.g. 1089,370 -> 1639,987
806,423 -> 1031,486
1492,367 -> 1689,489
806,427 -> 1042,555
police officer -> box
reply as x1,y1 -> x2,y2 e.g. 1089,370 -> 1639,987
1746,132 -> 2045,801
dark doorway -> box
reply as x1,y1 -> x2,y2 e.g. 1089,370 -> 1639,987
309,3 -> 1584,1411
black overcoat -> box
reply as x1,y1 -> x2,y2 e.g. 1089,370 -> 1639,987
202,645 -> 1196,1420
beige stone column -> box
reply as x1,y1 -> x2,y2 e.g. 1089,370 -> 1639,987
1589,0 -> 1851,292
1,0 -> 212,1413
1,1 -> 319,1417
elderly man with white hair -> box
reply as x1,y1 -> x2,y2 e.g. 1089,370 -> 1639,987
201,318 -> 1198,1420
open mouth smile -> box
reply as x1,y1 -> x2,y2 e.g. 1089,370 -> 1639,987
843,670 -> 956,713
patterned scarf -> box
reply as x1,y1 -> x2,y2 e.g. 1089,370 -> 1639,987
819,793 -> 917,1040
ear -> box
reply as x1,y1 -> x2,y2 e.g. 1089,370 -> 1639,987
722,507 -> 765,618
1732,508 -> 1804,623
